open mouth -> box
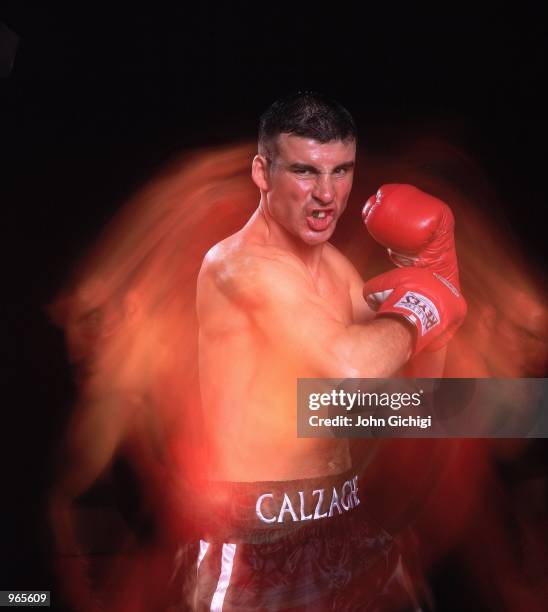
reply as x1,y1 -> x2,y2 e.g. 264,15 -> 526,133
306,209 -> 335,231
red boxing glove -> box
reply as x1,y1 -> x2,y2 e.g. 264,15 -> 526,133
363,267 -> 467,355
362,184 -> 460,289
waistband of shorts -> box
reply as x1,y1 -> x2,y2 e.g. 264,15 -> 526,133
188,467 -> 364,543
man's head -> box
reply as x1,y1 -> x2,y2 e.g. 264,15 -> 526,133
257,91 -> 357,161
252,92 -> 357,245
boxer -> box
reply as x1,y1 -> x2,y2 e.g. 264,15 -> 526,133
193,92 -> 465,610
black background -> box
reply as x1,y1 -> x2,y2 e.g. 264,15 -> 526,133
1,4 -> 547,609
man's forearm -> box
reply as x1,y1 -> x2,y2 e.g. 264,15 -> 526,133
328,317 -> 414,379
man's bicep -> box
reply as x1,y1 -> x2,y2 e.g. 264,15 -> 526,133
347,267 -> 375,324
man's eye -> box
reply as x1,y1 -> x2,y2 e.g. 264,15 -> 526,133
333,168 -> 347,176
294,168 -> 312,175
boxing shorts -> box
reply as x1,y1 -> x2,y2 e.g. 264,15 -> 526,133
175,469 -> 426,611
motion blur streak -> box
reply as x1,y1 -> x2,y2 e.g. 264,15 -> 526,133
50,136 -> 547,610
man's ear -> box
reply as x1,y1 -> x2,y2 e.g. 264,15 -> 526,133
251,154 -> 270,191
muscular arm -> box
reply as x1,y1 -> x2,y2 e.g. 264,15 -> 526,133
201,249 -> 413,379
345,260 -> 376,325
347,264 -> 447,376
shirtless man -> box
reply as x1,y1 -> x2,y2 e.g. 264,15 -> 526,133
194,92 -> 466,610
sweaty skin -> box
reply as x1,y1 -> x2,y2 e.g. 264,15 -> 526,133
197,135 -> 413,482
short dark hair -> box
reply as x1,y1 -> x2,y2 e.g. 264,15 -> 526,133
258,91 -> 357,159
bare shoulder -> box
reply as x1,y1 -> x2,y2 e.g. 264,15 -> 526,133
198,233 -> 311,309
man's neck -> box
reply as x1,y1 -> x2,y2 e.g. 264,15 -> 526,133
251,206 -> 324,276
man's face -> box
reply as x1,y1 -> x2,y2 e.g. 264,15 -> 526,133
263,133 -> 356,245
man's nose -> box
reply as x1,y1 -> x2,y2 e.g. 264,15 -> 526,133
312,174 -> 335,205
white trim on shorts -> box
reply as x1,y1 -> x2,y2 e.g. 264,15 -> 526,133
197,540 -> 237,611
